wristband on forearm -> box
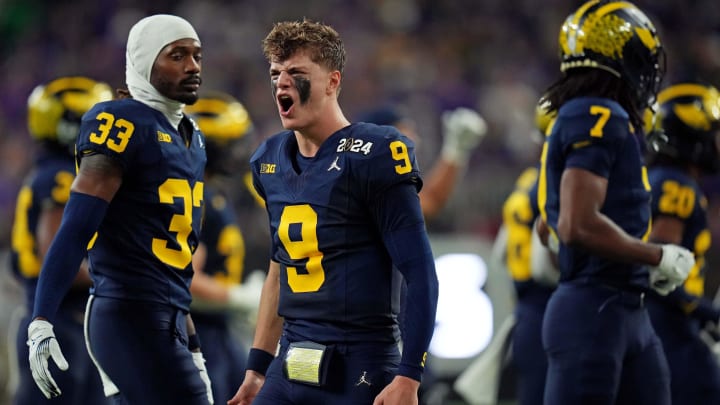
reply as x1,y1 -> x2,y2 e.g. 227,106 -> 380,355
246,348 -> 274,375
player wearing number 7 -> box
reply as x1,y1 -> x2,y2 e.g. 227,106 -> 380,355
26,14 -> 215,404
538,1 -> 695,403
228,19 -> 439,405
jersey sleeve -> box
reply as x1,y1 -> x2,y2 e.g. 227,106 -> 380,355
355,126 -> 423,202
650,170 -> 700,221
75,100 -> 147,171
33,166 -> 74,208
560,101 -> 632,179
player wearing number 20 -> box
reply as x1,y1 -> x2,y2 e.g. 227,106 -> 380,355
26,15 -> 214,404
645,83 -> 720,405
538,1 -> 695,403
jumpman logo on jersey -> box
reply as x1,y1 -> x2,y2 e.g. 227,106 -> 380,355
355,371 -> 372,386
328,156 -> 341,171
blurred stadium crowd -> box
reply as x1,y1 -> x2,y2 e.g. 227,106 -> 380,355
0,0 -> 718,245
0,0 -> 719,402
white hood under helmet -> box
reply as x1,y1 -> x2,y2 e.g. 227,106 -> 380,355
125,14 -> 200,128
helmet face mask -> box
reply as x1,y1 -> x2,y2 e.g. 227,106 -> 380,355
27,76 -> 113,153
559,0 -> 664,109
648,83 -> 720,173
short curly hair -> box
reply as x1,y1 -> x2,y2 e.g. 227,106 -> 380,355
262,19 -> 346,74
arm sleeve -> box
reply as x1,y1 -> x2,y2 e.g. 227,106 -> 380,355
373,182 -> 439,381
32,192 -> 108,321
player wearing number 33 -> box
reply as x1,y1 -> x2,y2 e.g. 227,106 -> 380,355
228,19 -> 439,405
26,14 -> 215,404
537,1 -> 694,404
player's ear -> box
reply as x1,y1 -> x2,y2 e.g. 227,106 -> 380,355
327,70 -> 341,96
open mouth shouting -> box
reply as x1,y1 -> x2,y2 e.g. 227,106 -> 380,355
278,93 -> 295,116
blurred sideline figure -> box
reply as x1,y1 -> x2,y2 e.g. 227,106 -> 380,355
539,1 -> 693,403
644,83 -> 720,404
184,91 -> 264,404
357,104 -> 487,219
502,100 -> 558,405
10,76 -> 112,404
454,99 -> 559,405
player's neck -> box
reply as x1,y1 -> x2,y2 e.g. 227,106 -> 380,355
294,107 -> 349,157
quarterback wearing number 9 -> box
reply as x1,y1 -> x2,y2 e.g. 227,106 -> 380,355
229,19 -> 439,405
27,14 -> 214,404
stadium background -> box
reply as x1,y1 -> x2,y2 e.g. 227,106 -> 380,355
0,0 -> 719,403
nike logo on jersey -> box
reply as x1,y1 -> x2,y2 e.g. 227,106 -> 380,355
328,156 -> 342,171
197,135 -> 204,148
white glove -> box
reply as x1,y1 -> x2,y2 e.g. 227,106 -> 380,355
27,319 -> 69,399
228,270 -> 265,313
441,107 -> 488,165
649,244 -> 694,296
192,351 -> 214,404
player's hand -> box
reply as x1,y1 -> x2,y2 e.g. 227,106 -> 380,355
227,370 -> 265,405
441,107 -> 487,165
27,319 -> 69,399
649,244 -> 694,296
192,351 -> 214,404
373,375 -> 420,405
228,271 -> 264,313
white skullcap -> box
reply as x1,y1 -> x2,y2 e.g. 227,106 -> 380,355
125,14 -> 200,128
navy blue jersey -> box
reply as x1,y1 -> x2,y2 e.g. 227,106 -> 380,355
649,166 -> 710,308
251,122 -> 422,344
200,187 -> 245,284
10,151 -> 87,312
194,186 -> 245,325
503,167 -> 540,291
76,99 -> 206,311
539,97 -> 651,288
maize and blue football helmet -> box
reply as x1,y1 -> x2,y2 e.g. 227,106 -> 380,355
647,83 -> 720,173
558,0 -> 665,109
27,76 -> 113,152
184,91 -> 254,175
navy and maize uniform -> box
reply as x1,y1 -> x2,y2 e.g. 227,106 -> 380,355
646,166 -> 720,405
78,98 -> 208,404
251,122 -> 437,404
10,151 -> 107,405
502,166 -> 554,405
192,187 -> 248,403
539,97 -> 670,404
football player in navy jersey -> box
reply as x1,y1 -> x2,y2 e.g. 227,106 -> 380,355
538,1 -> 695,403
26,14 -> 214,404
184,91 -> 264,404
501,100 -> 558,405
228,19 -> 439,405
645,83 -> 720,404
10,76 -> 112,405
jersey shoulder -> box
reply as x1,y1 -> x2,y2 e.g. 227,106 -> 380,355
649,166 -> 699,189
77,99 -> 165,166
556,97 -> 632,143
342,123 -> 421,190
30,157 -> 75,205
